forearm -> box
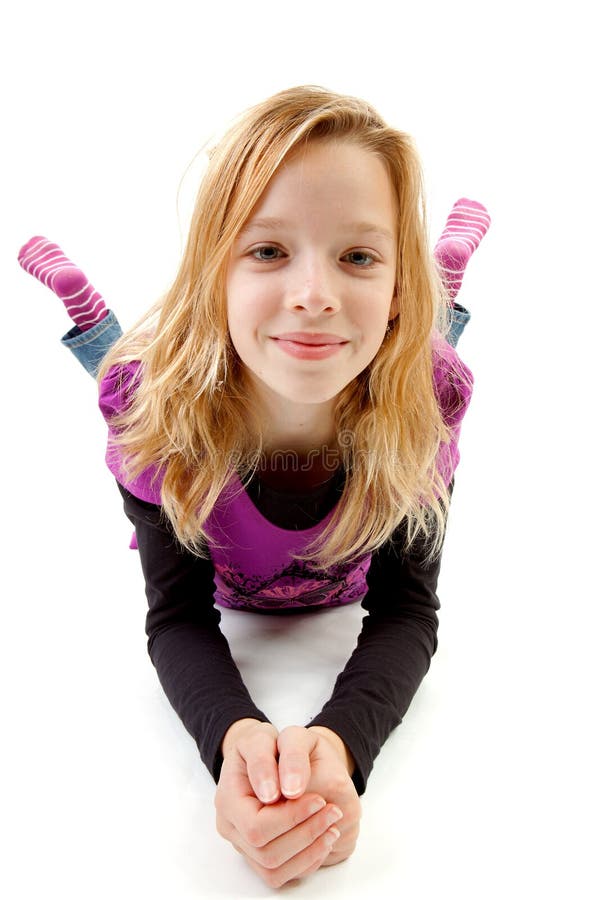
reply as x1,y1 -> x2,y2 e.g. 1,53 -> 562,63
149,623 -> 271,781
118,482 -> 270,783
308,525 -> 442,795
307,611 -> 437,793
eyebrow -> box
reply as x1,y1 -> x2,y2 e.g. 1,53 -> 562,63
348,221 -> 395,242
238,217 -> 286,235
238,217 -> 395,242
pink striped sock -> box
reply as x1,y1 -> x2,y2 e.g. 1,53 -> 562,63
434,198 -> 491,303
18,236 -> 108,332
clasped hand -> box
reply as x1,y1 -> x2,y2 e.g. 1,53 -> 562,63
215,721 -> 361,888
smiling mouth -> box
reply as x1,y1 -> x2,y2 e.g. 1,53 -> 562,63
271,337 -> 348,360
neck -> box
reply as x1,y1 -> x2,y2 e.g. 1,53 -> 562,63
247,378 -> 338,456
244,378 -> 342,489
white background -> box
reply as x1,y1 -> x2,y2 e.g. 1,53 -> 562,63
2,1 -> 598,897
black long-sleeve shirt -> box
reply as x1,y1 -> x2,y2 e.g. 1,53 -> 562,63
118,472 -> 443,796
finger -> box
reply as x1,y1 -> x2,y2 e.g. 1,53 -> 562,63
235,802 -> 343,870
237,727 -> 281,804
320,840 -> 356,866
319,821 -> 360,867
215,765 -> 263,823
277,726 -> 315,799
234,792 -> 328,848
243,826 -> 341,889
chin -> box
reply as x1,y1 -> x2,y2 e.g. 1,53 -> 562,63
280,383 -> 345,405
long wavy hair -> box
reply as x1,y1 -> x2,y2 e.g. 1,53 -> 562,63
99,85 -> 460,568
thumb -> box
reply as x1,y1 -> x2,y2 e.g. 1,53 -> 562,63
237,723 -> 281,805
277,726 -> 315,800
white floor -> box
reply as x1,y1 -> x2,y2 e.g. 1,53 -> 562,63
3,2 -> 599,896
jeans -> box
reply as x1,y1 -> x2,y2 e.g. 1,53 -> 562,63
61,303 -> 470,375
61,309 -> 124,377
446,302 -> 470,349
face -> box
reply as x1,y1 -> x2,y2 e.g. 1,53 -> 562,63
226,139 -> 399,426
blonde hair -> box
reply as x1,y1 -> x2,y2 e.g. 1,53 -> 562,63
99,84 -> 461,568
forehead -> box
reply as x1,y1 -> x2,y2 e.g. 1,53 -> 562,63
242,139 -> 397,233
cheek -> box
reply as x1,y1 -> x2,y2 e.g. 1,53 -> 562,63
225,292 -> 245,355
225,272 -> 249,328
229,282 -> 279,341
354,289 -> 395,328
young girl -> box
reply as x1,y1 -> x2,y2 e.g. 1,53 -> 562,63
18,86 -> 489,888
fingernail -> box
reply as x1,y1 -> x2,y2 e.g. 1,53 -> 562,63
325,827 -> 341,846
308,798 -> 326,815
327,805 -> 343,825
282,774 -> 302,796
258,780 -> 278,803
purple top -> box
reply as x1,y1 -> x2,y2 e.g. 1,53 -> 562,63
98,340 -> 473,612
203,475 -> 372,611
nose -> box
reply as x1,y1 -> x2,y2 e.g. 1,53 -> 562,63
284,254 -> 341,315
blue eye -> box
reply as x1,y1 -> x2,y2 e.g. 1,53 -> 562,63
251,245 -> 283,261
344,251 -> 374,266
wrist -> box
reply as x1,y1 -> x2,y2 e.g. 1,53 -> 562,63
221,718 -> 267,758
308,725 -> 355,776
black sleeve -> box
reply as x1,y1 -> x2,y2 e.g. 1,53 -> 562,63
117,483 -> 271,783
306,517 -> 443,796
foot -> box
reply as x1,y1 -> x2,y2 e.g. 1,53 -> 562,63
434,199 -> 491,302
18,236 -> 108,332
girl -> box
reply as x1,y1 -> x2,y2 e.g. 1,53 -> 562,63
18,85 -> 489,888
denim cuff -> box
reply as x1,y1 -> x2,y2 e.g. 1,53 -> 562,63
446,302 -> 471,349
61,309 -> 123,378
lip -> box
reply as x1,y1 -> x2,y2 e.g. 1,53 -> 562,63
272,332 -> 349,345
271,334 -> 348,360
